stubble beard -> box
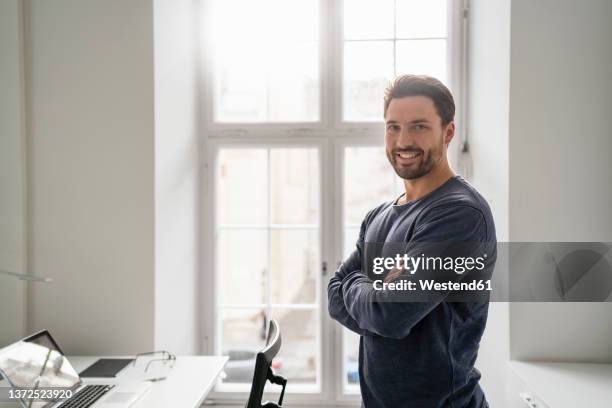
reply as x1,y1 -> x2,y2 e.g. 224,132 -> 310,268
386,137 -> 444,180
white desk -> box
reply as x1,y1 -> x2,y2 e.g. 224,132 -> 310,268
1,355 -> 227,408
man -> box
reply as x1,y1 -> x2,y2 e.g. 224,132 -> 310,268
328,75 -> 496,407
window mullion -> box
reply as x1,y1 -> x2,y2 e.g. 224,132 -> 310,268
393,0 -> 397,78
265,148 -> 272,325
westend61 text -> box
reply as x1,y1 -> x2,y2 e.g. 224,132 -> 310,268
373,279 -> 493,291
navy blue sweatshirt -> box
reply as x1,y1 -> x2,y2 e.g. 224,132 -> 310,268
328,175 -> 496,408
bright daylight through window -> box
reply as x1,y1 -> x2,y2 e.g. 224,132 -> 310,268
211,0 -> 320,122
216,148 -> 320,389
206,0 -> 458,401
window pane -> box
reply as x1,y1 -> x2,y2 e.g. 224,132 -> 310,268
344,146 -> 399,225
270,148 -> 319,225
220,308 -> 267,384
211,0 -> 320,122
395,0 -> 448,39
215,146 -> 321,392
218,149 -> 267,225
270,229 -> 318,304
343,329 -> 360,387
344,0 -> 394,40
213,46 -> 267,122
344,227 -> 360,258
342,0 -> 449,122
268,42 -> 319,122
343,41 -> 394,121
342,145 -> 404,393
271,308 -> 318,384
218,230 -> 267,305
396,39 -> 447,85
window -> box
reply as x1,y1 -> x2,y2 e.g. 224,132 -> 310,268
210,0 -> 320,123
341,145 -> 403,392
202,0 -> 466,404
215,147 -> 321,391
343,0 -> 449,121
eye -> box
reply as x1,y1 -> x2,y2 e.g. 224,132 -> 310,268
413,124 -> 428,131
387,124 -> 401,132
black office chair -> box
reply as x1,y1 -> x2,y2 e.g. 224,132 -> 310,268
245,319 -> 287,408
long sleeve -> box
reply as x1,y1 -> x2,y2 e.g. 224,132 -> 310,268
327,218 -> 367,335
341,204 -> 490,339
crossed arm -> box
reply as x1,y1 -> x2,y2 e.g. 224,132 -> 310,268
327,204 -> 489,339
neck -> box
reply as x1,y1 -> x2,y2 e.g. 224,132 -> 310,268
399,160 -> 455,204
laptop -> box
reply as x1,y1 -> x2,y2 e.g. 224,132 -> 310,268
0,330 -> 151,408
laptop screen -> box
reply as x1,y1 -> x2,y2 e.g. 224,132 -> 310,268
0,330 -> 80,407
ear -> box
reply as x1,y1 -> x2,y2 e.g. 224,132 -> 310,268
444,121 -> 455,145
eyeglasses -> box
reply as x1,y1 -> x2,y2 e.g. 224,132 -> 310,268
133,351 -> 176,381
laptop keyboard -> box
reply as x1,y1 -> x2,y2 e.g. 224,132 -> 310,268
57,384 -> 114,408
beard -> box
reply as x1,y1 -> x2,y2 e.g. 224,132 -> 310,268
386,138 -> 444,180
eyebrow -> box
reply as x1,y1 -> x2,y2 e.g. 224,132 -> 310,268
385,119 -> 431,125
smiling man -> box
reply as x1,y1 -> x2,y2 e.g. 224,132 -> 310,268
328,75 -> 496,407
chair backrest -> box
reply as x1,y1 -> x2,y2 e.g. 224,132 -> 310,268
245,319 -> 286,408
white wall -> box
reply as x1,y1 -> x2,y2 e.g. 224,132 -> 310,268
0,0 -> 27,346
23,0 -> 201,356
508,0 -> 612,362
153,0 -> 200,354
25,0 -> 156,354
469,0 -> 612,402
466,0 -> 510,243
466,0 -> 511,406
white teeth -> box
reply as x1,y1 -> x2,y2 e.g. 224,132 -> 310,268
398,152 -> 420,159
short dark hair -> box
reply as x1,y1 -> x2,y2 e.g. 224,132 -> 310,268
383,74 -> 455,125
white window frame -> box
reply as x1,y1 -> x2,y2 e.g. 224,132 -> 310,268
198,0 -> 469,405
199,0 -> 332,132
203,137 -> 338,406
334,136 -> 408,399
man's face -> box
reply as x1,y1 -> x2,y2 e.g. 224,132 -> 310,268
384,96 -> 453,180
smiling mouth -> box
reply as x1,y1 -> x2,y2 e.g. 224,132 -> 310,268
395,151 -> 422,161
397,152 -> 421,158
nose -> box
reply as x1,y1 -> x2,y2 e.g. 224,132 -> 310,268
396,127 -> 415,149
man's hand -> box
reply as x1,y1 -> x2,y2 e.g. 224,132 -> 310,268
384,264 -> 406,283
